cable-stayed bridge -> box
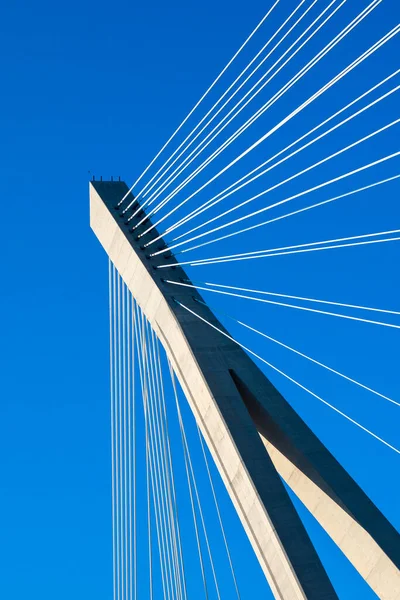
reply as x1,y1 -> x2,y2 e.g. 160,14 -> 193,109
90,1 -> 400,598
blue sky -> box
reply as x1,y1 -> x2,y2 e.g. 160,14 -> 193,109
0,0 -> 399,598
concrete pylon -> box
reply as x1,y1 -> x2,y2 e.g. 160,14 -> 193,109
90,180 -> 400,600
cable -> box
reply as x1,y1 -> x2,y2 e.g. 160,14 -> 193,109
116,273 -> 123,600
140,314 -> 173,600
162,80 -> 400,246
164,70 -> 400,239
119,2 -> 280,212
135,0 -> 349,231
168,361 -> 210,599
122,282 -> 129,599
136,0 -> 319,212
154,334 -> 187,600
158,225 -> 400,269
126,291 -> 134,600
109,262 -> 118,600
163,279 -> 400,330
190,280 -> 400,317
163,173 -> 400,256
147,325 -> 181,599
148,120 -> 400,254
197,425 -> 241,599
138,1 -> 384,238
193,295 -> 400,409
136,309 -> 155,600
132,0 -> 288,208
130,295 -> 137,600
175,301 -> 400,454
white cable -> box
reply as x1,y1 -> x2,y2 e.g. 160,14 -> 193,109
164,79 -> 400,245
145,8 -> 397,246
135,0 -> 348,230
135,307 -> 169,600
152,332 -> 185,600
164,234 -> 400,268
116,273 -> 124,600
136,309 -> 156,600
151,331 -> 186,600
140,315 -> 174,600
168,361 -> 210,599
196,296 -> 400,409
149,118 -> 400,256
154,339 -> 188,600
164,70 -> 400,239
126,291 -> 134,600
175,301 -> 400,455
109,262 -> 118,600
241,321 -> 400,409
129,295 -> 136,600
137,0 -> 347,224
148,98 -> 400,255
184,436 -> 222,600
147,319 -> 180,600
167,362 -> 221,600
122,283 -> 129,600
164,173 -> 400,256
139,1 -> 384,238
166,142 -> 399,257
136,0 -> 318,211
145,9 -> 393,248
147,325 -> 181,599
164,280 -> 400,330
197,425 -> 241,599
119,3 -> 280,211
159,224 -> 400,267
131,0 -> 287,208
191,280 -> 400,318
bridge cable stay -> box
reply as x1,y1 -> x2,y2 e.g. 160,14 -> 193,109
126,0 -> 288,211
162,277 -> 400,330
150,77 -> 400,248
129,290 -> 137,600
116,271 -> 123,600
122,273 -> 129,600
140,27 -> 397,242
132,0 -> 350,229
167,287 -> 400,409
157,228 -> 400,269
148,322 -> 185,600
130,0 -> 321,211
154,337 -> 188,600
171,357 -> 222,600
143,94 -> 400,250
138,18 -> 398,247
137,307 -> 171,600
155,68 -> 400,239
188,280 -> 400,318
168,349 -> 242,600
174,300 -> 400,456
133,0 -> 350,223
194,420 -> 241,600
147,124 -> 400,257
156,173 -> 400,258
137,309 -> 154,599
169,348 -> 210,600
118,2 -> 279,210
109,262 -> 118,600
109,267 -> 244,599
135,0 -> 385,234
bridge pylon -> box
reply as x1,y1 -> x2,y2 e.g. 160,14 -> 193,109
90,180 -> 400,600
